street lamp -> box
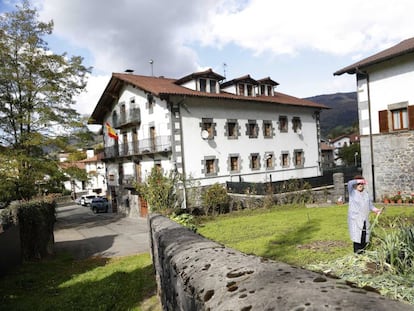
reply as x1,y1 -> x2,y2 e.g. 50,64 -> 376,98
354,152 -> 358,167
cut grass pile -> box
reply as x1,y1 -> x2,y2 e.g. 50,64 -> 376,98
0,253 -> 159,311
197,204 -> 414,305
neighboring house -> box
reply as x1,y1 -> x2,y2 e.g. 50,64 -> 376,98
60,149 -> 107,199
90,68 -> 328,216
334,37 -> 414,201
329,133 -> 360,166
320,141 -> 335,168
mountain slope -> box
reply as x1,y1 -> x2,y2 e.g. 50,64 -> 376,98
305,92 -> 358,137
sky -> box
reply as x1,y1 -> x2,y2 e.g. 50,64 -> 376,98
2,0 -> 414,118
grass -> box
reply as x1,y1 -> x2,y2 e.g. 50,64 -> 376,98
197,204 -> 414,304
0,252 -> 160,311
198,204 -> 414,267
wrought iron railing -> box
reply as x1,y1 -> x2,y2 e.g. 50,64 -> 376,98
104,135 -> 171,159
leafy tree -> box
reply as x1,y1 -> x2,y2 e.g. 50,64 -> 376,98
338,143 -> 361,166
0,2 -> 92,200
136,167 -> 180,212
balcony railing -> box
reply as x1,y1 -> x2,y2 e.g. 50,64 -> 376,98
104,135 -> 171,159
114,108 -> 141,129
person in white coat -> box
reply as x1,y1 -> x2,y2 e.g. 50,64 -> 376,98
347,176 -> 381,254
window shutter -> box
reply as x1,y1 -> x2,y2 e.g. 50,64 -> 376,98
408,105 -> 414,130
379,110 -> 388,133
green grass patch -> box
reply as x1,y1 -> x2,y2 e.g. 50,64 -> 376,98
198,204 -> 414,304
0,253 -> 159,311
198,204 -> 414,266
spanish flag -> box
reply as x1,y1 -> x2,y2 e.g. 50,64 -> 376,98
106,122 -> 118,140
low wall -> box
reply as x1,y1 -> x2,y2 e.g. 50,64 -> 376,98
149,214 -> 412,311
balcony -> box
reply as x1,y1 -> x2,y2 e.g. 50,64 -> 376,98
114,108 -> 141,129
104,135 -> 171,159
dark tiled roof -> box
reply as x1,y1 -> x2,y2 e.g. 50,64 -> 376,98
257,77 -> 279,86
334,37 -> 414,75
90,72 -> 328,124
220,74 -> 259,88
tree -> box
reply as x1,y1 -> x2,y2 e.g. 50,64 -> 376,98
136,167 -> 180,212
338,143 -> 361,166
0,2 -> 92,200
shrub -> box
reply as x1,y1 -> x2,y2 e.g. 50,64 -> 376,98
201,183 -> 229,216
135,167 -> 180,213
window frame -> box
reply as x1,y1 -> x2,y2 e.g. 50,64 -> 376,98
250,153 -> 260,170
200,118 -> 216,140
228,154 -> 241,173
246,120 -> 259,138
202,157 -> 218,176
293,149 -> 305,168
225,119 -> 239,139
292,117 -> 302,133
264,152 -> 275,169
263,120 -> 273,138
281,152 -> 290,168
278,116 -> 288,132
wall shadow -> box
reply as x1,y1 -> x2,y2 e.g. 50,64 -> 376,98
262,218 -> 321,262
54,235 -> 117,260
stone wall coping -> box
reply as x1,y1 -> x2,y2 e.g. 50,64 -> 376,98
149,214 -> 412,310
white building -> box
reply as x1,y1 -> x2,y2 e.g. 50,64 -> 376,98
329,133 -> 359,166
90,68 -> 327,216
335,37 -> 414,201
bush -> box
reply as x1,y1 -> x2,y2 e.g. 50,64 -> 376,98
4,198 -> 57,260
201,183 -> 229,216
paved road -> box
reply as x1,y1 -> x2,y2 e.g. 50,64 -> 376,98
54,203 -> 150,259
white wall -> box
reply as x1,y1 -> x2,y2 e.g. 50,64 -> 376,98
180,98 -> 320,186
358,55 -> 414,135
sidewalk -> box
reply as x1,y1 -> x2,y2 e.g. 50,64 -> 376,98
54,204 -> 150,259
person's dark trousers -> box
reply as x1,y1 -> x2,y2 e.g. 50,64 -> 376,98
353,221 -> 367,254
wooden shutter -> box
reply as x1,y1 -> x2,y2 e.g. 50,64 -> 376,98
378,110 -> 389,133
408,105 -> 414,130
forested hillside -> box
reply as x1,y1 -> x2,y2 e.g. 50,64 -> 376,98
305,92 -> 358,137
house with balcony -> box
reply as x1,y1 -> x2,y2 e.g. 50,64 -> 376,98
334,37 -> 414,201
90,68 -> 327,216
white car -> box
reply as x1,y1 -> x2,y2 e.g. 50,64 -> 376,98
80,194 -> 97,206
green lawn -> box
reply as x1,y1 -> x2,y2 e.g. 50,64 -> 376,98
0,253 -> 160,311
197,204 -> 414,267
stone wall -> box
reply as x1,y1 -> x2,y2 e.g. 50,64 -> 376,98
360,132 -> 414,201
149,214 -> 412,311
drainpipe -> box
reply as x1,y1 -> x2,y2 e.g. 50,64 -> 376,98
358,69 -> 376,201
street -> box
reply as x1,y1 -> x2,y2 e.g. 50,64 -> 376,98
54,203 -> 150,259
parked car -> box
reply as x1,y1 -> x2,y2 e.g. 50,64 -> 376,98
80,194 -> 97,206
90,197 -> 109,213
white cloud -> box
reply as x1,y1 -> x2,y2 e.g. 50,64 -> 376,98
74,74 -> 109,116
28,0 -> 414,109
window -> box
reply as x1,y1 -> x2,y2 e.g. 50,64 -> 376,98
294,150 -> 304,167
392,108 -> 408,130
200,79 -> 207,92
238,84 -> 245,96
226,120 -> 238,139
147,94 -> 154,113
278,116 -> 288,132
263,121 -> 273,138
292,117 -> 302,133
281,152 -> 289,168
200,118 -> 216,139
265,153 -> 274,169
267,85 -> 273,96
250,153 -> 260,170
122,133 -> 128,155
209,80 -> 216,93
260,85 -> 265,95
120,103 -> 126,122
247,85 -> 253,96
203,157 -> 218,176
379,105 -> 414,132
247,120 -> 258,138
229,155 -> 240,172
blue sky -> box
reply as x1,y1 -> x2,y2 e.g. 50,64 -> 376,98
2,0 -> 414,116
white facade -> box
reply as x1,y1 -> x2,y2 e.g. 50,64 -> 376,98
334,38 -> 414,200
91,69 -> 325,216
